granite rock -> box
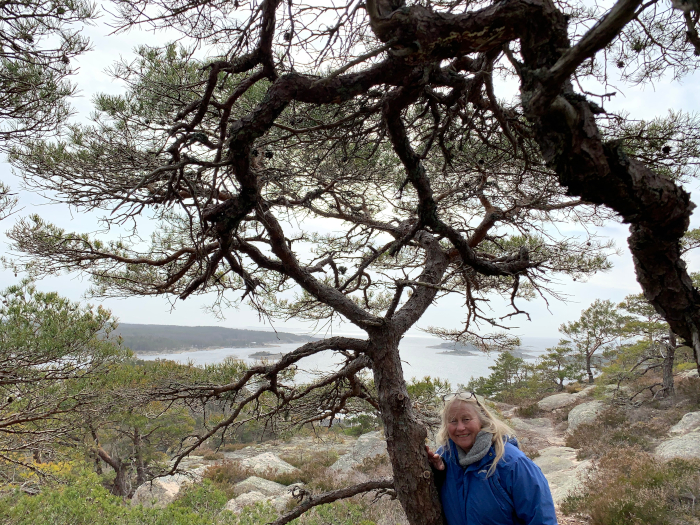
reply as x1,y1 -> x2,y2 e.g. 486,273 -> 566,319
233,476 -> 289,497
537,393 -> 578,412
656,430 -> 700,460
239,452 -> 301,477
329,431 -> 387,473
670,412 -> 700,435
131,473 -> 201,508
567,401 -> 604,433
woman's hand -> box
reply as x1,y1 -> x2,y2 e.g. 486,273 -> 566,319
425,445 -> 445,471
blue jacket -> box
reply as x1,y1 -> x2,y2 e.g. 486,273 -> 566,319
436,439 -> 558,525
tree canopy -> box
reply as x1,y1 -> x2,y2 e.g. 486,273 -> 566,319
0,0 -> 96,149
4,0 -> 700,522
0,280 -> 127,468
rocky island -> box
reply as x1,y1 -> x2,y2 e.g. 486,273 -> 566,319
430,342 -> 534,359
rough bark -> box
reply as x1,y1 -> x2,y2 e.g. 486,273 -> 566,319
586,354 -> 595,385
662,331 -> 677,397
368,330 -> 443,525
513,1 -> 700,363
96,446 -> 128,497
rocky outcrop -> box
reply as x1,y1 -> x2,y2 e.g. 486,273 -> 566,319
239,452 -> 300,477
537,394 -> 579,412
655,431 -> 700,460
535,446 -> 577,475
677,368 -> 699,379
233,476 -> 289,497
329,430 -> 387,474
536,386 -> 595,412
131,472 -> 202,508
508,414 -> 565,447
509,417 -> 553,433
656,411 -> 700,460
224,490 -> 268,513
669,412 -> 700,435
224,479 -> 305,514
534,446 -> 591,505
567,401 -> 604,434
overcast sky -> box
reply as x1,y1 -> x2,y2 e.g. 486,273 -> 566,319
1,12 -> 699,341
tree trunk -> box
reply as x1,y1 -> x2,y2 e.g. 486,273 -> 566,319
586,354 -> 594,384
556,376 -> 565,391
133,428 -> 146,486
91,429 -> 103,475
96,446 -> 128,497
112,462 -> 129,497
369,330 -> 444,525
662,330 -> 676,397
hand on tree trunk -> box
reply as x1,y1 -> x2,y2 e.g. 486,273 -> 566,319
425,445 -> 445,471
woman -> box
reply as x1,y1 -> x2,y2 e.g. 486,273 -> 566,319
425,392 -> 557,525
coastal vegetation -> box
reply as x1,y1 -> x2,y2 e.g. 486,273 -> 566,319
1,284 -> 698,524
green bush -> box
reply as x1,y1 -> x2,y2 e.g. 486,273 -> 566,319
291,500 -> 377,525
170,481 -> 228,515
515,403 -> 543,418
0,463 -> 407,525
0,474 -> 240,525
341,414 -> 380,437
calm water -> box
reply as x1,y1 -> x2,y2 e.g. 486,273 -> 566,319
137,335 -> 557,387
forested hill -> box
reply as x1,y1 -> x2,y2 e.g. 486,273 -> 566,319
114,323 -> 316,354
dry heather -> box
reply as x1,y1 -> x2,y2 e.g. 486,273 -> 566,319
562,448 -> 700,525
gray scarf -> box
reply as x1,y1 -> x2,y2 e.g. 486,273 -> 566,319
456,431 -> 493,468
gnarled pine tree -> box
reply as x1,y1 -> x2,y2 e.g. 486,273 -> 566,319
6,0 -> 700,521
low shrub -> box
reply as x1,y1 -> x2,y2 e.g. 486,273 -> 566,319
0,462 -> 407,525
564,383 -> 587,394
356,454 -> 390,475
567,406 -> 680,461
203,460 -> 255,497
291,500 -> 378,525
677,376 -> 700,407
170,480 -> 228,514
279,449 -> 339,470
220,443 -> 250,452
515,403 -> 543,418
561,448 -> 700,525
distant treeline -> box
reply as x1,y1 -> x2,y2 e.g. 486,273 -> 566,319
114,323 -> 316,353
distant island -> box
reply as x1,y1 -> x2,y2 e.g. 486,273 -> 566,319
248,350 -> 285,360
429,341 -> 480,356
114,323 -> 316,354
429,342 -> 534,359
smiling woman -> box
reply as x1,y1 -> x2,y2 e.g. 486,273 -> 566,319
426,394 -> 556,525
446,400 -> 483,452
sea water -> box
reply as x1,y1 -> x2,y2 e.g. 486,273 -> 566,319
136,335 -> 556,387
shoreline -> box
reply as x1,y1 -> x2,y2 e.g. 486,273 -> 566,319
134,343 -> 281,356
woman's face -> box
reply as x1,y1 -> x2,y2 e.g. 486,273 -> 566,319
446,401 -> 482,452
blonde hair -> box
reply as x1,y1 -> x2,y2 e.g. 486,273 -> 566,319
435,397 -> 515,477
